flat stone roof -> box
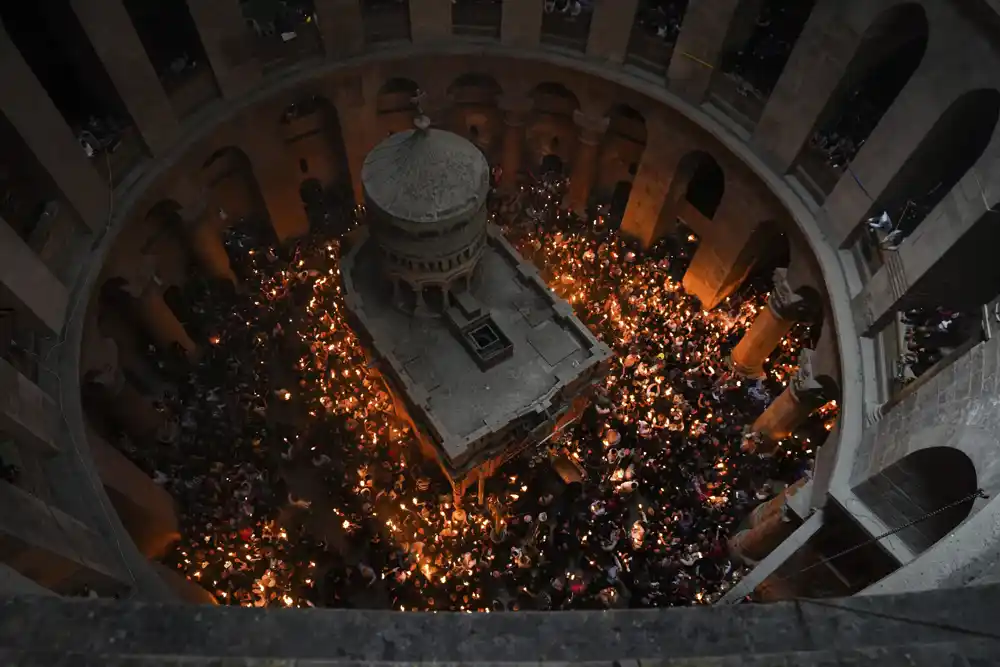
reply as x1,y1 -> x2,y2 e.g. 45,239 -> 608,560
361,128 -> 490,224
342,226 -> 610,469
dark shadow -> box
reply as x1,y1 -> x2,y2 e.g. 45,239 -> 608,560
684,153 -> 725,219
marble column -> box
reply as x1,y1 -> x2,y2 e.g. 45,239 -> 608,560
498,94 -> 533,192
730,268 -> 810,376
70,0 -> 180,156
751,349 -> 828,449
564,111 -> 609,215
728,507 -> 796,564
130,281 -> 198,358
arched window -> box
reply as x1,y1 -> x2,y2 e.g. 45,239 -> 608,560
683,153 -> 725,219
854,447 -> 978,554
868,89 -> 1000,242
796,3 -> 928,201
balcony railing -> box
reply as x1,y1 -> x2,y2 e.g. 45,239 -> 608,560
540,11 -> 591,52
362,2 -> 411,43
792,148 -> 844,205
248,19 -> 323,72
452,1 -> 501,39
707,72 -> 766,132
625,25 -> 674,78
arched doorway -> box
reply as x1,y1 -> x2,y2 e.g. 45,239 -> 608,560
797,3 -> 928,200
685,154 -> 725,220
854,447 -> 978,554
202,146 -> 273,246
864,88 -> 1000,244
280,95 -> 352,205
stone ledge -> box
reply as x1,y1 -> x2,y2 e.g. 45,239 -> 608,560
0,586 -> 998,663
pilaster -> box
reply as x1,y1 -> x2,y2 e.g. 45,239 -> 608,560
0,23 -> 108,232
586,0 -> 640,63
564,111 -> 609,214
70,0 -> 179,156
185,0 -> 262,99
314,0 -> 365,58
502,0 -> 543,48
410,0 -> 452,44
667,0 -> 743,103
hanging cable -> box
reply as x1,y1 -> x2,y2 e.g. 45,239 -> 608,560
770,488 -> 988,585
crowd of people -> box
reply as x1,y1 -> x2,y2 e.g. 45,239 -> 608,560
719,0 -> 816,102
896,307 -> 980,385
632,0 -> 687,48
117,170 -> 838,611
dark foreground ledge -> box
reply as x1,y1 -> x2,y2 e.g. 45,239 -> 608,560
0,585 -> 999,665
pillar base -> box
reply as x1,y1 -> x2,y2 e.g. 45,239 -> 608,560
727,353 -> 765,379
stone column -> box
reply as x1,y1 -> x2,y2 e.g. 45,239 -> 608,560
667,0 -> 747,103
751,349 -> 828,448
730,268 -> 810,376
728,507 -> 796,564
748,478 -> 809,527
90,431 -> 179,558
564,111 -> 609,215
0,23 -> 109,232
0,480 -> 131,593
0,358 -> 61,457
70,0 -> 180,156
502,0 -> 543,48
498,95 -> 534,192
619,117 -> 680,247
314,0 -> 364,58
409,0 -> 451,43
586,0 -> 639,63
130,281 -> 198,358
185,0 -> 262,99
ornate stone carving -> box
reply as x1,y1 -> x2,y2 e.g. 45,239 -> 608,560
768,268 -> 808,320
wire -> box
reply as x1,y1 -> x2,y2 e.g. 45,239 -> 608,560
793,597 -> 1000,642
770,488 -> 988,585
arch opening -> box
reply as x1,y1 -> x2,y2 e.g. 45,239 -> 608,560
626,0 -> 690,76
861,88 -> 1000,251
854,446 -> 978,555
684,152 -> 725,220
595,105 -> 646,210
712,0 -> 820,127
527,83 -> 580,175
796,3 -> 929,201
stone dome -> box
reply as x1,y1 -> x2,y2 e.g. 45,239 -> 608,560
361,126 -> 490,224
